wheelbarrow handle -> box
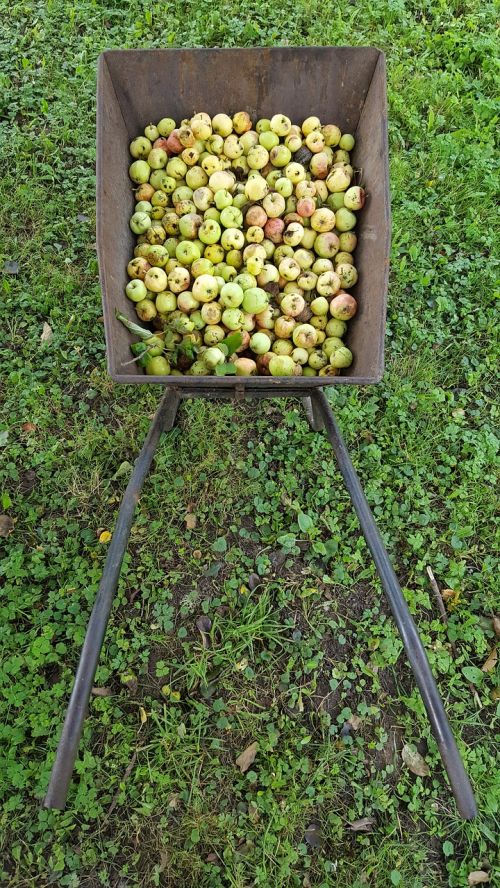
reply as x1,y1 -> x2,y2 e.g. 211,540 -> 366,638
311,390 -> 477,820
43,392 -> 180,809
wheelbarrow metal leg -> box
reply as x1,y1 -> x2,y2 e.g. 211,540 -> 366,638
43,391 -> 180,809
312,390 -> 477,820
301,396 -> 324,432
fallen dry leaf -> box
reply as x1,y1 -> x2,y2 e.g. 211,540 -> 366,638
185,513 -> 197,530
40,322 -> 53,343
481,646 -> 498,673
91,686 -> 112,697
348,817 -> 375,832
99,530 -> 112,544
0,515 -> 14,537
195,615 -> 212,649
493,616 -> 500,637
468,872 -> 490,885
22,423 -> 36,433
139,706 -> 148,724
348,714 -> 362,731
402,744 -> 430,777
193,549 -> 202,559
235,741 -> 258,773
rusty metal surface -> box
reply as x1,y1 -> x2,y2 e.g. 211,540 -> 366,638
96,47 -> 391,388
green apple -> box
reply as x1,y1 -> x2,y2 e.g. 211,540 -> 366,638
126,279 -> 148,302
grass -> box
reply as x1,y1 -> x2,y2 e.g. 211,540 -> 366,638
0,1 -> 499,886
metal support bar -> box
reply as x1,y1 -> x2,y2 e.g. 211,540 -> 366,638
311,390 -> 477,820
43,391 -> 180,809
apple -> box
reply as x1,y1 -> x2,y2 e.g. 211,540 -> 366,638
272,338 -> 294,356
220,282 -> 244,308
130,136 -> 152,159
130,211 -> 152,234
232,111 -> 252,134
144,123 -> 159,141
245,205 -> 267,228
336,263 -> 358,288
256,118 -> 271,133
147,147 -> 167,169
201,155 -> 222,175
335,251 -> 354,267
283,222 -> 305,247
211,113 -> 233,137
303,129 -> 323,151
198,219 -> 222,245
278,257 -> 301,281
175,241 -> 201,265
235,273 -> 257,291
262,217 -> 284,244
343,186 -> 366,211
147,244 -> 169,267
335,207 -> 357,231
191,118 -> 212,141
329,292 -> 357,320
127,257 -> 151,279
284,162 -> 306,184
126,279 -> 148,302
269,354 -> 296,375
275,316 -> 296,338
164,130 -> 183,155
292,323 -> 317,348
234,357 -> 257,375
275,177 -> 294,198
191,273 -> 219,303
204,244 -> 225,264
220,206 -> 243,228
214,188 -> 233,210
321,124 -> 341,146
285,133 -> 303,152
255,306 -> 275,330
239,130 -> 259,154
176,213 -> 201,239
242,287 -> 269,314
270,114 -> 292,137
181,147 -> 199,167
316,270 -> 341,297
280,293 -> 306,317
247,145 -> 270,170
310,296 -> 330,316
157,118 -> 176,137
135,183 -> 155,202
244,175 -> 268,201
168,266 -> 191,293
301,116 -> 321,135
129,160 -> 150,184
166,157 -> 188,180
262,192 -> 286,218
209,170 -> 236,192
314,232 -> 340,259
269,145 -> 292,168
250,331 -> 272,354
201,302 -> 223,325
246,225 -> 265,244
156,291 -> 177,313
259,130 -> 280,151
203,322 -> 225,341
190,257 -> 213,278
144,355 -> 170,375
221,228 -> 245,250
326,166 -> 351,192
256,263 -> 279,285
151,191 -> 169,209
144,267 -> 168,293
310,208 -> 336,233
339,133 -> 355,151
309,151 -> 329,179
226,249 -> 243,268
177,291 -> 199,312
193,187 -> 214,212
221,308 -> 244,330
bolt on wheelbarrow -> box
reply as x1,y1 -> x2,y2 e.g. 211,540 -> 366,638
43,47 -> 477,819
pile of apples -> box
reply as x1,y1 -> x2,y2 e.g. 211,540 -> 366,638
123,111 -> 364,376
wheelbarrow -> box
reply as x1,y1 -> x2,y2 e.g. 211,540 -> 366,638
43,47 -> 477,819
